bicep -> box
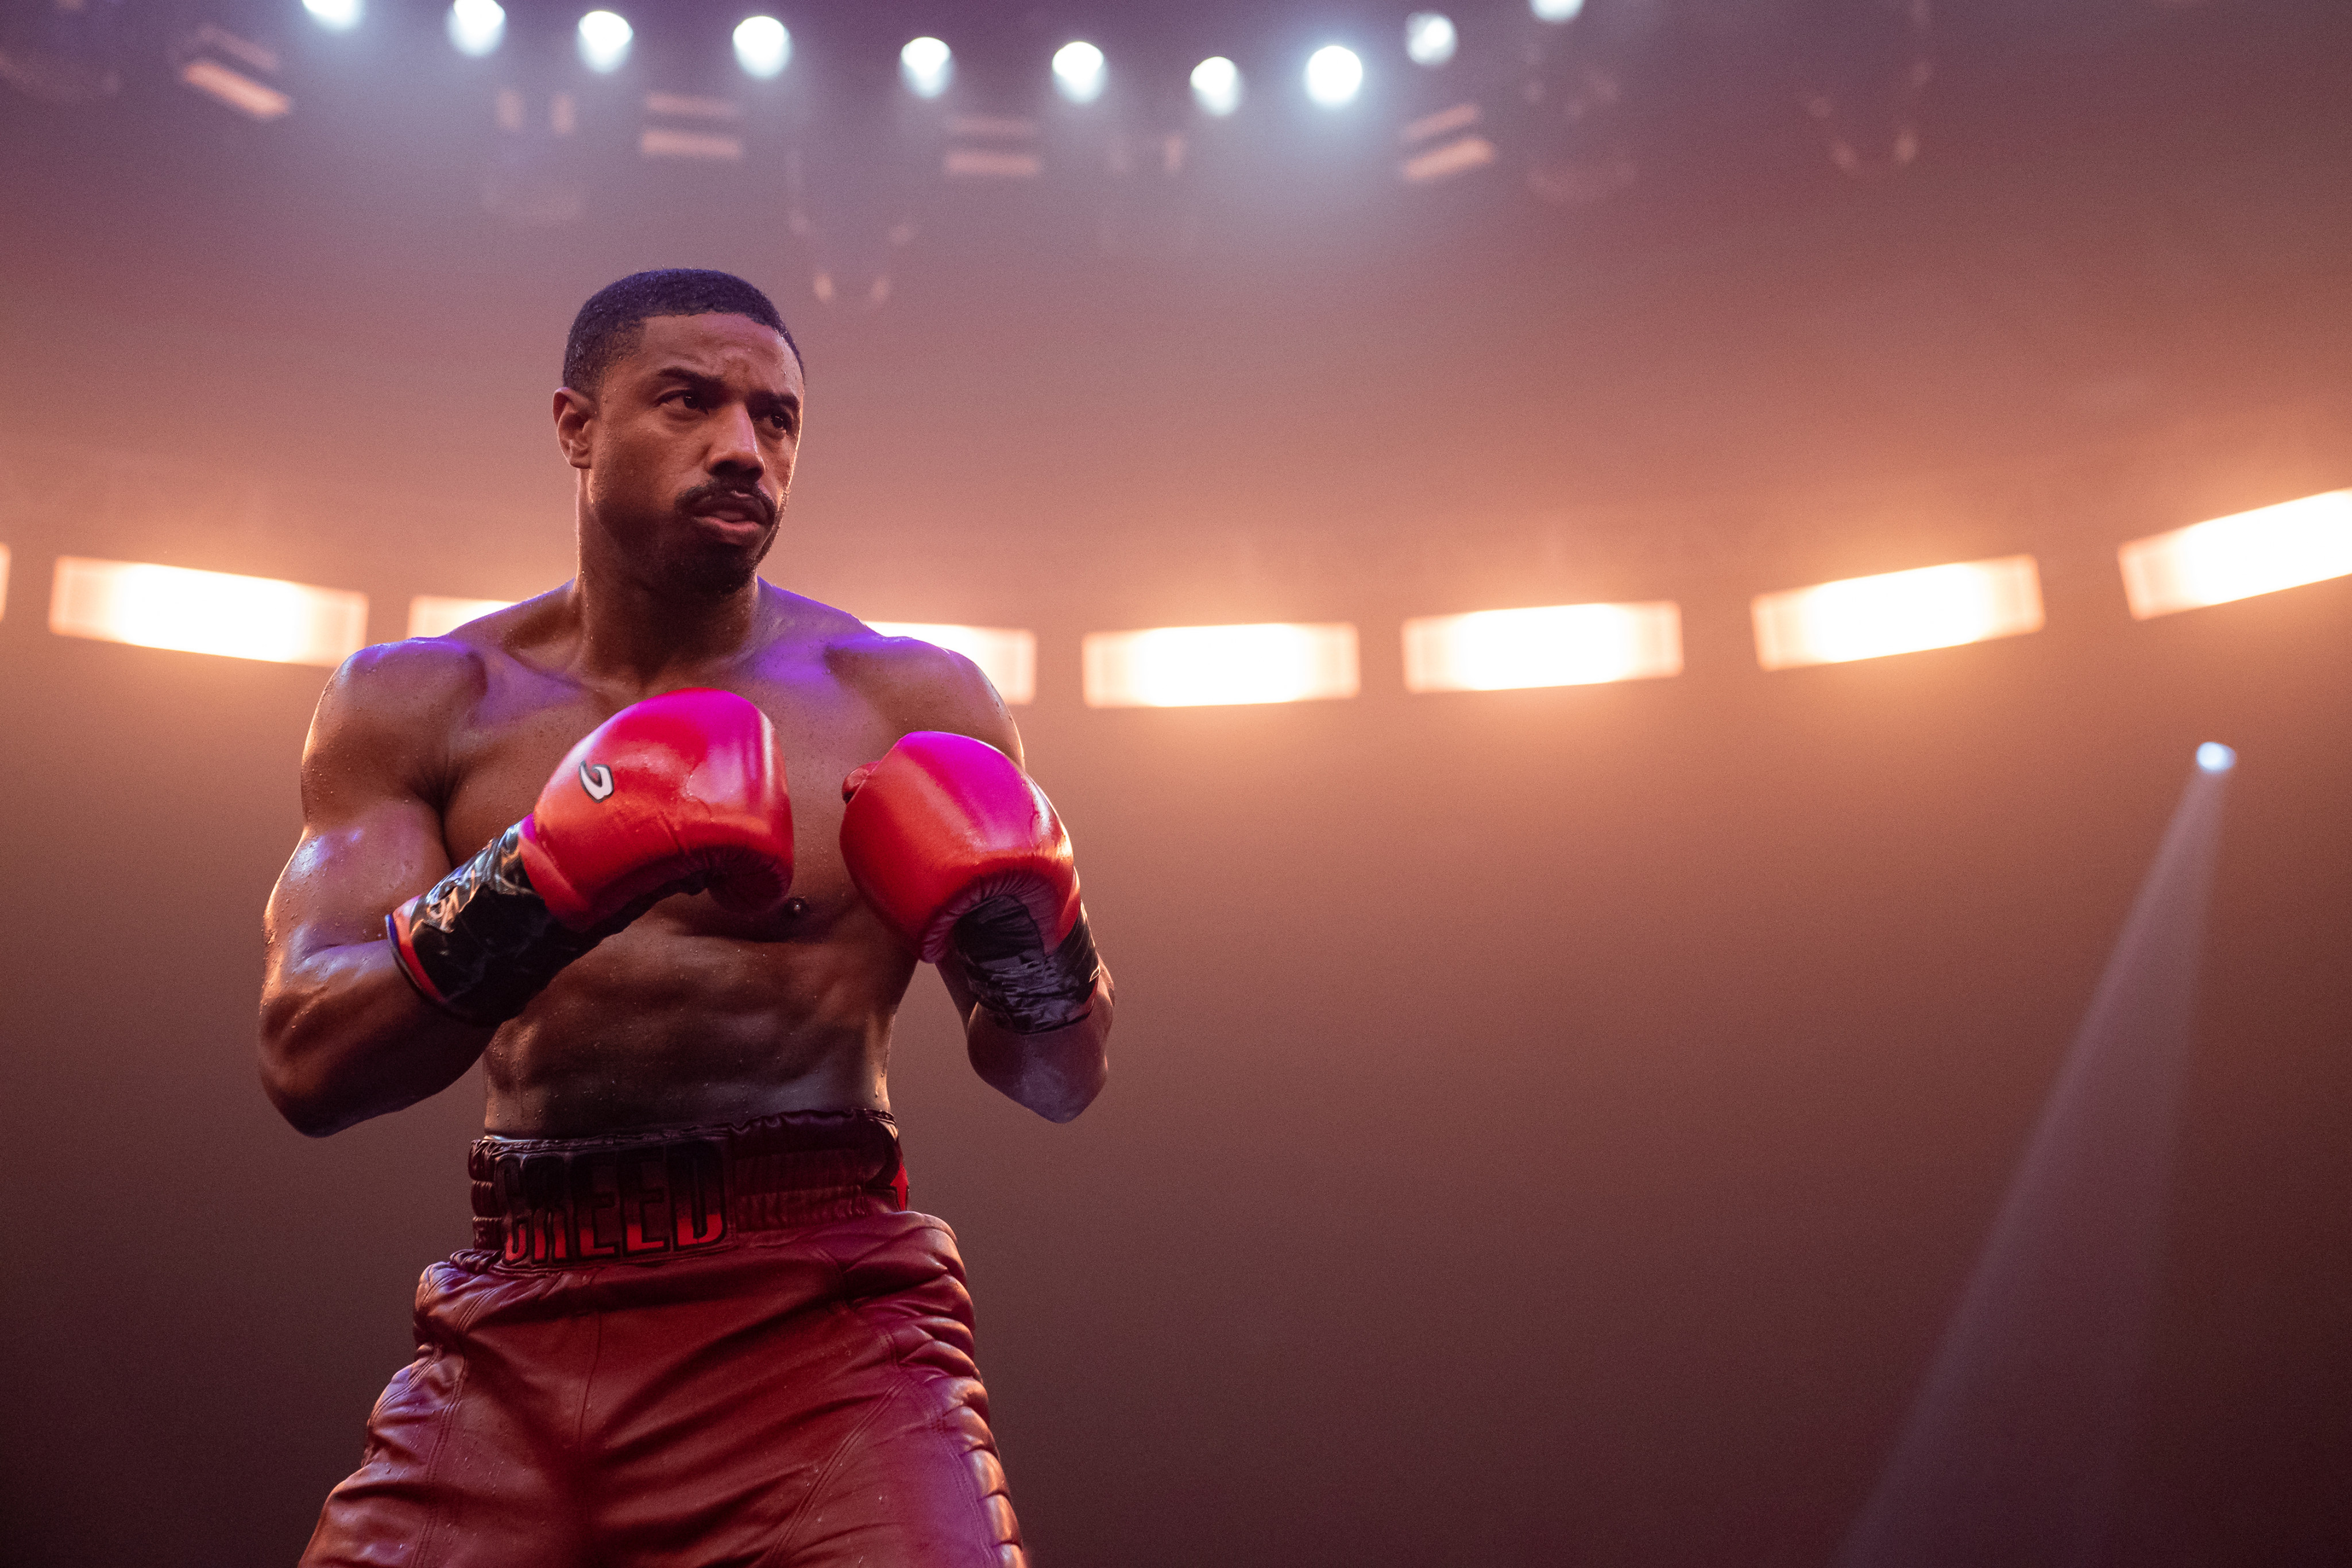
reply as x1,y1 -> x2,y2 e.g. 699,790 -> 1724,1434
267,794 -> 451,957
265,646 -> 470,962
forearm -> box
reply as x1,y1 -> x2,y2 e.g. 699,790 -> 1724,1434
259,939 -> 495,1137
949,959 -> 1113,1122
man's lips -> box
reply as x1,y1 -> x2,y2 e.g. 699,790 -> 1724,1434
693,501 -> 767,524
678,482 -> 777,530
681,496 -> 777,544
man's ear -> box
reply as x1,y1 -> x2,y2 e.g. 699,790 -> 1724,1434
553,387 -> 596,471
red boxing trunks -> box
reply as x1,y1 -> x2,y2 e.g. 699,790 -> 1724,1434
299,1110 -> 1027,1568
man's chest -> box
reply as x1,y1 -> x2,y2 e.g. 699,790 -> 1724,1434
437,667 -> 903,918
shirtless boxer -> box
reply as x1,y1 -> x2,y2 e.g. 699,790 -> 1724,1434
258,269 -> 1111,1567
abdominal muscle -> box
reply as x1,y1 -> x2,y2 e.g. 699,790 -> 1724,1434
476,899 -> 922,1138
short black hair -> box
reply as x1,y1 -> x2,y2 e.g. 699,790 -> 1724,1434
562,268 -> 801,395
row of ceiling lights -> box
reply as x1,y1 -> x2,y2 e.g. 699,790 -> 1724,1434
296,1 -> 1590,113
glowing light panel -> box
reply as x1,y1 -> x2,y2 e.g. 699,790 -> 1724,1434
1083,623 -> 1359,708
409,595 -> 514,639
1405,13 -> 1458,67
1304,45 -> 1364,107
1752,555 -> 2044,671
901,37 -> 952,98
1404,601 -> 1682,692
51,558 -> 368,667
0,544 -> 10,623
1052,41 -> 1106,103
447,0 -> 504,56
867,623 -> 1038,705
2117,489 -> 2352,619
1531,0 -> 1586,20
732,16 -> 789,78
304,0 -> 363,32
577,10 -> 632,73
2196,741 -> 2237,773
1191,56 -> 1242,116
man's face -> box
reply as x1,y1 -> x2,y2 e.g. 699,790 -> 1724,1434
570,311 -> 805,594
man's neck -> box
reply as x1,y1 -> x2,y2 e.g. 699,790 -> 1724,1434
567,551 -> 767,693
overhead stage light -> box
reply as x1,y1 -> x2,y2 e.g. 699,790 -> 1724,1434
2196,741 -> 2237,773
447,0 -> 504,57
733,16 -> 789,79
1752,555 -> 2044,671
51,558 -> 368,668
1405,13 -> 1458,67
2116,489 -> 2352,619
1531,0 -> 1586,21
901,37 -> 952,98
408,595 -> 513,639
1191,56 -> 1242,117
1052,41 -> 1106,103
303,0 -> 363,32
1403,601 -> 1682,692
867,622 -> 1038,705
1083,622 -> 1360,708
577,10 -> 632,73
1304,45 -> 1364,107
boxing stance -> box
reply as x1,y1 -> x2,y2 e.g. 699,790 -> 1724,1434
259,269 -> 1111,1567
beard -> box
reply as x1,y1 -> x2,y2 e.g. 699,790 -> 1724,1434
652,479 -> 780,596
656,524 -> 775,597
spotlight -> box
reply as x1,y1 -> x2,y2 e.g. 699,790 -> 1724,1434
1191,56 -> 1242,117
303,0 -> 363,32
1405,13 -> 1457,67
410,596 -> 513,639
50,558 -> 368,668
2195,742 -> 2237,773
1752,556 -> 2045,671
2117,489 -> 2352,619
446,0 -> 505,58
1051,40 -> 1106,103
1531,0 -> 1586,20
901,36 -> 952,98
732,16 -> 788,78
1304,45 -> 1364,107
1403,603 -> 1682,692
577,10 -> 632,73
1083,623 -> 1360,708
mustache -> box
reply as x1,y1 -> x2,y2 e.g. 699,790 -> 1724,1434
675,480 -> 778,527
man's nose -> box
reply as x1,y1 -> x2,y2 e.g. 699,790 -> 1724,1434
708,404 -> 764,477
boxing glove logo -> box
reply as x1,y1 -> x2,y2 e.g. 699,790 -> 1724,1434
578,762 -> 615,801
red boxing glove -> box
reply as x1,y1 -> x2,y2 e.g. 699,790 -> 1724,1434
840,731 -> 1099,1034
520,688 -> 793,928
391,689 -> 791,1022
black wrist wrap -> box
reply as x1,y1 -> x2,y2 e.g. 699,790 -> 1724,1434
951,897 -> 1101,1035
391,824 -> 604,1025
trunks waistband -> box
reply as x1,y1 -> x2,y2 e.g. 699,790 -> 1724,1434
467,1109 -> 906,1266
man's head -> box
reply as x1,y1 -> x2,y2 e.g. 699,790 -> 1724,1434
555,269 -> 805,598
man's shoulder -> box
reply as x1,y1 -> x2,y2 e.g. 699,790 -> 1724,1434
314,593 -> 554,752
333,588 -> 570,716
765,586 -> 1014,744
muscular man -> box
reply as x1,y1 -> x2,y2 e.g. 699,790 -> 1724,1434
260,269 -> 1113,1567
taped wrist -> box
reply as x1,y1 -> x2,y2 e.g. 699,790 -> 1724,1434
389,823 -> 603,1025
950,896 -> 1101,1034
